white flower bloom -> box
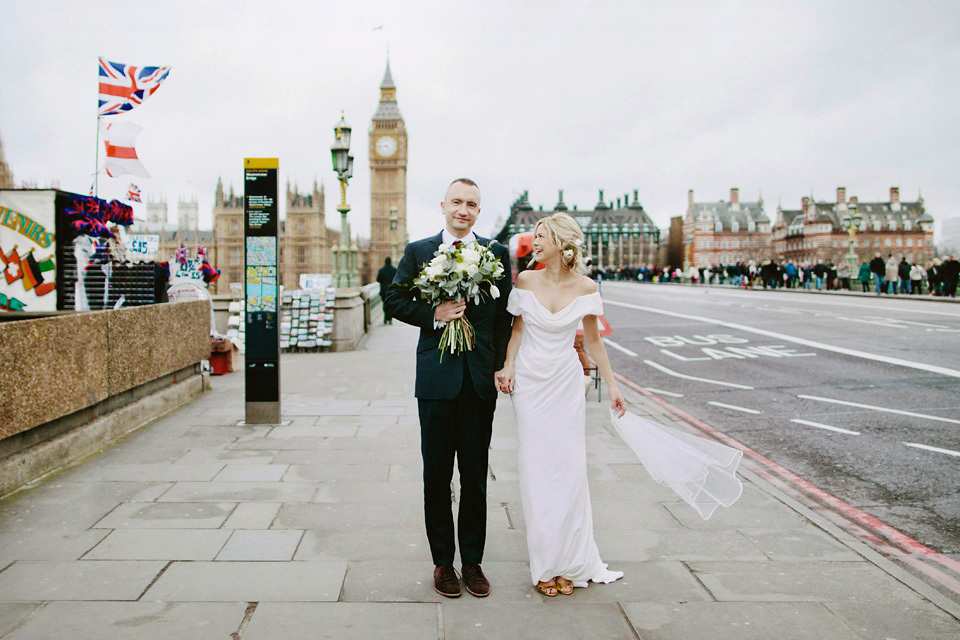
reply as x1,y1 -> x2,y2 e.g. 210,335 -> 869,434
438,243 -> 450,253
490,284 -> 500,299
424,263 -> 445,279
466,263 -> 479,276
460,247 -> 481,265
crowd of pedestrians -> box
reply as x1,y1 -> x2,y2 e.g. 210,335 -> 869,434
588,254 -> 960,297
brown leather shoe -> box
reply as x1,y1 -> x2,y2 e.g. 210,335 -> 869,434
434,564 -> 461,598
462,563 -> 490,597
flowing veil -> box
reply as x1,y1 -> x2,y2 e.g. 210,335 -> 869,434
610,410 -> 743,519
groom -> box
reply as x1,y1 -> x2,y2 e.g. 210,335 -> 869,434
383,178 -> 513,598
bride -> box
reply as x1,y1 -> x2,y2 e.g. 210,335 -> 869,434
495,212 -> 626,597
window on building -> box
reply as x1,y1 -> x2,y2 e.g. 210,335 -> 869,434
296,246 -> 307,265
230,220 -> 239,235
885,238 -> 891,247
873,221 -> 882,232
297,218 -> 307,235
904,220 -> 912,231
229,248 -> 241,266
918,239 -> 924,247
896,237 -> 902,247
907,238 -> 914,247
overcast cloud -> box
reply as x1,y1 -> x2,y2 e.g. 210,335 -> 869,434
1,0 -> 958,242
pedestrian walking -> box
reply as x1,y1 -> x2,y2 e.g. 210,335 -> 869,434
837,262 -> 850,290
885,254 -> 899,294
858,261 -> 871,292
910,262 -> 924,295
942,255 -> 960,298
898,257 -> 912,294
813,261 -> 827,290
869,253 -> 886,294
376,257 -> 398,324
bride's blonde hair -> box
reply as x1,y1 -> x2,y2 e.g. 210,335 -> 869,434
533,212 -> 585,273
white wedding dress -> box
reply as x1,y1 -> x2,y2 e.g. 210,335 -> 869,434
507,288 -> 623,587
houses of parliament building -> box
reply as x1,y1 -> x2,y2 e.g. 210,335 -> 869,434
210,58 -> 408,293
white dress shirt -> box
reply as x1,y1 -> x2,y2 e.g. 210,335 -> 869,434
442,229 -> 477,247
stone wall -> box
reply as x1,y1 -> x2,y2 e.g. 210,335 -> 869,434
0,300 -> 209,441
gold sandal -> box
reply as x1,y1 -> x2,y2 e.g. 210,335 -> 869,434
555,577 -> 574,595
536,580 -> 558,597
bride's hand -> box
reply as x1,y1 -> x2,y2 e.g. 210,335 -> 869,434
495,366 -> 515,394
610,388 -> 626,418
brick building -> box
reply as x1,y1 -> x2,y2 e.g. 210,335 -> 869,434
683,187 -> 773,267
211,178 -> 339,294
772,187 -> 934,265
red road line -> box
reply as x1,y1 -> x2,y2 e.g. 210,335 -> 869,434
615,371 -> 960,596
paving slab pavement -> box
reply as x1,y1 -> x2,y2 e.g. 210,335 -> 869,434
0,321 -> 958,638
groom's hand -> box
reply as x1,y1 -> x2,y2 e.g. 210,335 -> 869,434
435,299 -> 467,323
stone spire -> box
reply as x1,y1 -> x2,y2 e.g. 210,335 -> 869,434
373,56 -> 401,121
381,56 -> 395,90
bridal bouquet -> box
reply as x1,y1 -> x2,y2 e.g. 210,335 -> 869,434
413,240 -> 505,360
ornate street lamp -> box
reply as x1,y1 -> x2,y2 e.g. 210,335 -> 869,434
840,202 -> 863,276
389,206 -> 398,263
330,112 -> 359,288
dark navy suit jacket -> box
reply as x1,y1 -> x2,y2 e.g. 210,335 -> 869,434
383,232 -> 513,401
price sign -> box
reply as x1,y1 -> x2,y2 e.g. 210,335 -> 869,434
124,234 -> 159,262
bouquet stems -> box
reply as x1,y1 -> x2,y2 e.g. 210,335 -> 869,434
438,316 -> 476,362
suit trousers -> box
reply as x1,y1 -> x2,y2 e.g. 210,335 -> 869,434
417,362 -> 495,566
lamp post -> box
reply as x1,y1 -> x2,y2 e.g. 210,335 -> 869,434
330,112 -> 359,288
840,203 -> 863,277
642,224 -> 661,266
389,206 -> 398,263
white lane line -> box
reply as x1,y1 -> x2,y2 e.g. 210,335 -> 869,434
867,317 -> 949,329
709,401 -> 762,414
797,395 -> 960,425
903,442 -> 960,458
702,289 -> 960,318
791,418 -> 861,435
644,387 -> 684,398
836,316 -> 910,329
604,298 -> 960,379
643,360 -> 754,389
602,338 -> 638,357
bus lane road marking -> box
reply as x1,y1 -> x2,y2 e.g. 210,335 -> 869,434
604,298 -> 960,379
602,338 -> 637,357
642,360 -> 754,390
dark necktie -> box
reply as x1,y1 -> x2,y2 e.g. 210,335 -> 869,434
453,240 -> 463,248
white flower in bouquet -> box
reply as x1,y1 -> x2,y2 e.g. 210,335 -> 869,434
460,246 -> 481,265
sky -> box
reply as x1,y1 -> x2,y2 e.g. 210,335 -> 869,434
2,0 -> 959,243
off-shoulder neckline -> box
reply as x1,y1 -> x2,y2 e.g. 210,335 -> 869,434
515,288 -> 600,316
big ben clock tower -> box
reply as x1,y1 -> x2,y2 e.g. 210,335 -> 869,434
369,58 -> 408,275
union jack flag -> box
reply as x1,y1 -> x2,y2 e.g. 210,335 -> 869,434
98,57 -> 171,116
127,183 -> 142,203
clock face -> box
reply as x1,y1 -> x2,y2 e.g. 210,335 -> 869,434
375,135 -> 397,157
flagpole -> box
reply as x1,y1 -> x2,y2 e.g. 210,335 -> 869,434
94,114 -> 100,198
